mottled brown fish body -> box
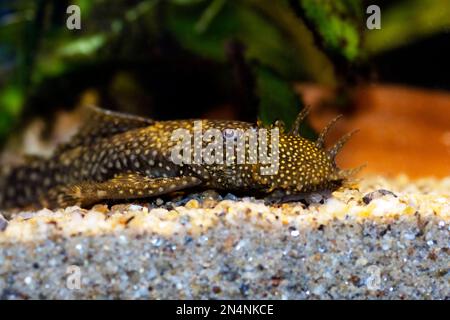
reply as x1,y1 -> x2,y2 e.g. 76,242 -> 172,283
0,106 -> 359,209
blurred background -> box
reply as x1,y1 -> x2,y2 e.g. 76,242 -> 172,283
0,0 -> 449,178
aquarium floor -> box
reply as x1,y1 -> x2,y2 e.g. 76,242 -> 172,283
0,175 -> 448,299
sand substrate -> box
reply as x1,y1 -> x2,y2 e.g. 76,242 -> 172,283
0,175 -> 448,299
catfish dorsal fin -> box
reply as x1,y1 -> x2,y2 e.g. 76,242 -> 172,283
55,105 -> 154,154
82,105 -> 154,131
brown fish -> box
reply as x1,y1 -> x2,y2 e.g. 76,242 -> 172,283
0,106 -> 360,209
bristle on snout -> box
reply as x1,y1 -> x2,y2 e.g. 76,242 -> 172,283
328,129 -> 360,161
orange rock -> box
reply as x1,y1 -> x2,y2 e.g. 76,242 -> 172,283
297,84 -> 450,178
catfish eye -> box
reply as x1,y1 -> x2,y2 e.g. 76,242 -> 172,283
223,128 -> 237,140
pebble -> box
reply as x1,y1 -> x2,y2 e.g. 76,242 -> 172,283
0,214 -> 8,231
185,199 -> 199,209
290,230 -> 300,237
0,175 -> 448,299
363,189 -> 397,204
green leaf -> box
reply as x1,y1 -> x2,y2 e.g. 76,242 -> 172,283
365,0 -> 450,54
167,2 -> 302,77
297,0 -> 363,62
195,0 -> 226,33
0,85 -> 24,142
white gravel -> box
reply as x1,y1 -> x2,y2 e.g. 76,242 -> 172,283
0,175 -> 448,299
